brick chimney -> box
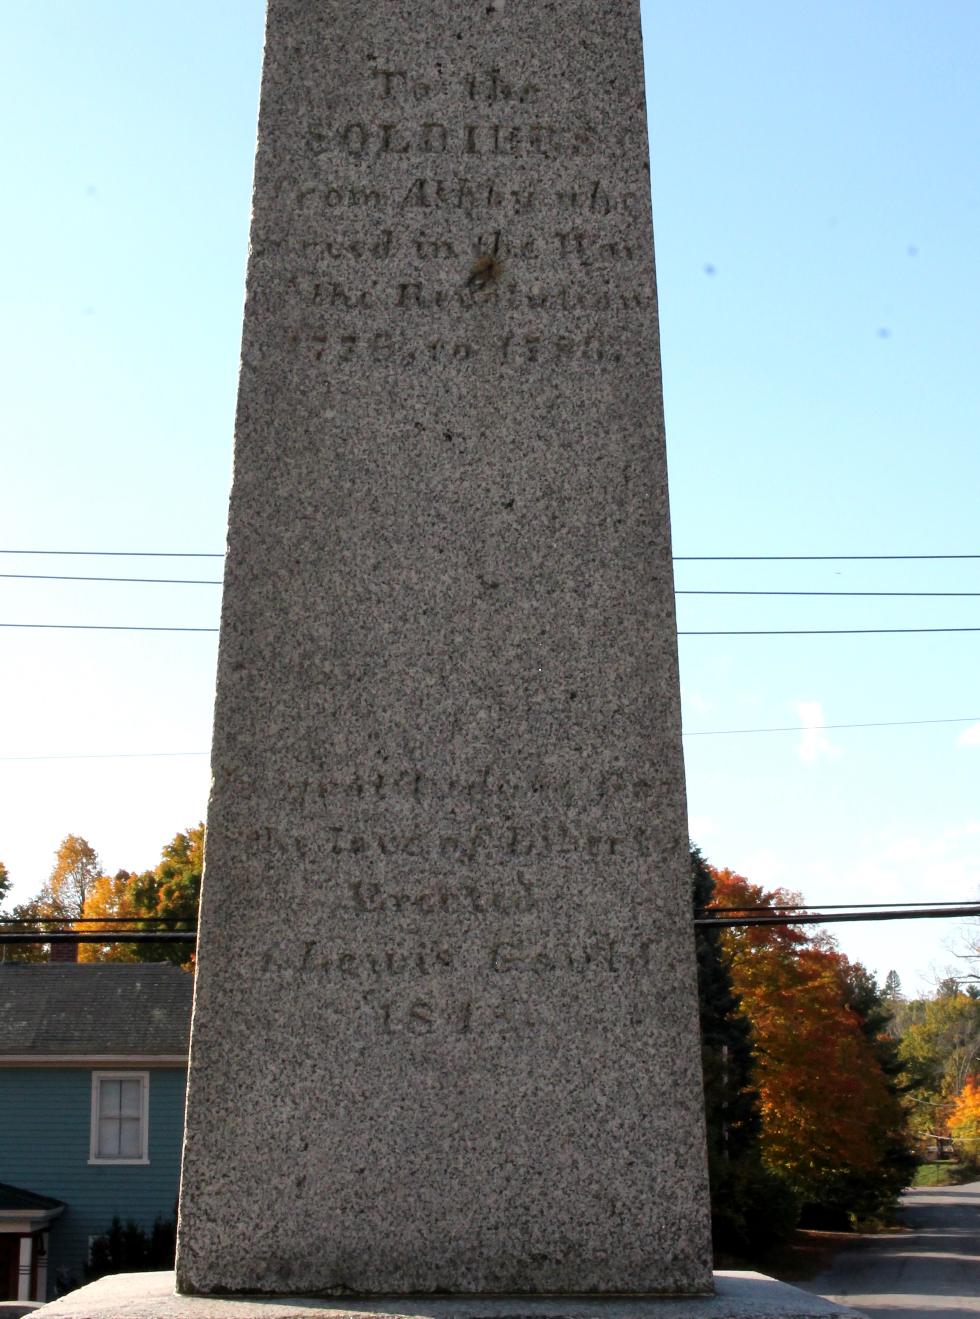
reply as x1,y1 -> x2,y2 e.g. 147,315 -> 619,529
50,938 -> 79,963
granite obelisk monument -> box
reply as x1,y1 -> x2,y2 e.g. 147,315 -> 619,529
177,0 -> 713,1296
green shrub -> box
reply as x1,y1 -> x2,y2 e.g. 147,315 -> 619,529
84,1213 -> 176,1281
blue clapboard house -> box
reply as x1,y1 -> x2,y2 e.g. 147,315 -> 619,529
0,961 -> 192,1304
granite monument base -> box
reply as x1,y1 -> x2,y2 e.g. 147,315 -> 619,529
33,1272 -> 865,1319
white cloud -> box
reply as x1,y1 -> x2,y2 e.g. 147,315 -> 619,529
686,812 -> 980,996
957,722 -> 980,748
682,690 -> 712,717
736,848 -> 787,890
687,813 -> 717,841
795,700 -> 840,763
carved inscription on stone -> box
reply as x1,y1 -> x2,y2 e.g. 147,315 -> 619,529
245,58 -> 668,1036
267,62 -> 648,370
277,765 -> 663,807
181,3 -> 712,1292
260,928 -> 662,1039
321,821 -> 651,862
267,932 -> 655,980
251,756 -> 668,1036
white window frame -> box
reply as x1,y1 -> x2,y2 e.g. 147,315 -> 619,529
89,1071 -> 150,1165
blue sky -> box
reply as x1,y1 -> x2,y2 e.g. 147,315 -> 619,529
1,2 -> 977,993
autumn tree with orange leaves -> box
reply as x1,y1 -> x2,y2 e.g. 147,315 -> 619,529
949,1079 -> 980,1169
78,825 -> 202,966
4,827 -> 202,967
692,848 -> 800,1254
711,866 -> 914,1224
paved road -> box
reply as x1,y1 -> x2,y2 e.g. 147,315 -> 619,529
802,1180 -> 980,1317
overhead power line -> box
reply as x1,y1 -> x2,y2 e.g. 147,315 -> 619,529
0,917 -> 193,926
3,623 -> 980,636
3,575 -> 977,596
0,750 -> 208,763
678,590 -> 980,598
4,903 -> 973,925
701,904 -> 980,927
708,900 -> 980,912
2,715 -> 979,761
5,904 -> 979,946
0,549 -> 224,558
0,623 -> 218,633
684,715 -> 980,737
679,627 -> 980,636
0,930 -> 194,945
0,573 -> 222,585
3,550 -> 980,562
675,554 -> 980,562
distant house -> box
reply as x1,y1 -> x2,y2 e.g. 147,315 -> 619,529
0,963 -> 192,1305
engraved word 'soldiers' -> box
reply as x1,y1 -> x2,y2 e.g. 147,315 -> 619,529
309,120 -> 601,160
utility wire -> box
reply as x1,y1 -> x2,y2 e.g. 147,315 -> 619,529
0,931 -> 193,945
5,904 -> 979,945
3,576 -> 977,596
2,716 -> 979,761
0,550 -> 224,558
675,554 -> 980,562
0,750 -> 208,762
679,627 -> 980,636
0,917 -> 192,926
0,573 -> 222,585
0,623 -> 218,633
684,715 -> 980,737
4,623 -> 980,636
701,905 -> 980,927
708,900 -> 980,912
4,903 -> 968,927
678,590 -> 980,598
3,550 -> 980,562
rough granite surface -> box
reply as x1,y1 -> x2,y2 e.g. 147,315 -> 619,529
33,1274 -> 867,1319
177,0 -> 712,1298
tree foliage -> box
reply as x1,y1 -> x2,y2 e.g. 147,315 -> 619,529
692,846 -> 797,1255
895,987 -> 980,1146
77,870 -> 143,964
79,825 -> 203,966
949,1079 -> 980,1168
3,826 -> 202,966
41,835 -> 101,920
711,866 -> 913,1225
131,824 -> 203,926
3,835 -> 103,963
952,917 -> 980,988
84,1214 -> 176,1282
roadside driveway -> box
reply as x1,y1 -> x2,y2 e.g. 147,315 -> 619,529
803,1180 -> 980,1317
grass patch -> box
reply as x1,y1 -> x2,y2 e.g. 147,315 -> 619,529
912,1161 -> 977,1188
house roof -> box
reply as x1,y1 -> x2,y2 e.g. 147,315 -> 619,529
0,1183 -> 65,1213
0,964 -> 193,1059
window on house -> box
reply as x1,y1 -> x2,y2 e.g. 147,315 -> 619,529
89,1072 -> 149,1164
